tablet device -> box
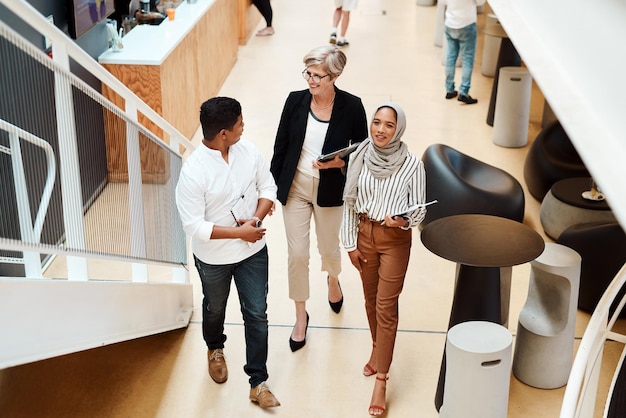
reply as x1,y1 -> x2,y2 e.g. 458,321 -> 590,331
317,142 -> 360,162
393,200 -> 438,217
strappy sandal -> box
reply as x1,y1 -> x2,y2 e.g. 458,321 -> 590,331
368,375 -> 388,416
363,343 -> 377,376
363,363 -> 377,376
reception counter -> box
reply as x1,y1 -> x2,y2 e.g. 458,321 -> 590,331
238,0 -> 261,44
98,0 -> 243,182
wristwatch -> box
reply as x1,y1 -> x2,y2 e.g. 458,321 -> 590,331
252,216 -> 262,228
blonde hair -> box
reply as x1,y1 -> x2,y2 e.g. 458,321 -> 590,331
303,45 -> 347,77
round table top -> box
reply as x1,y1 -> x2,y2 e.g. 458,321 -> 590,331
551,177 -> 612,210
420,214 -> 545,267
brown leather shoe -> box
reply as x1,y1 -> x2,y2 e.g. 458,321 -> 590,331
249,382 -> 280,408
207,349 -> 228,383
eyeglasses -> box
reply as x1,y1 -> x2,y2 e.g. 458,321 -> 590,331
302,70 -> 331,83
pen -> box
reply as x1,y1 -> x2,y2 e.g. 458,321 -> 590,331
230,210 -> 240,227
231,194 -> 245,226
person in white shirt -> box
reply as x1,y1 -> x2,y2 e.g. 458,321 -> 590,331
342,102 -> 427,417
442,0 -> 486,104
329,0 -> 358,47
175,97 -> 280,408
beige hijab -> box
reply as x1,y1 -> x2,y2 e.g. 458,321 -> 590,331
344,102 -> 408,208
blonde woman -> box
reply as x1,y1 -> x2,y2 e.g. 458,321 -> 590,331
270,45 -> 368,352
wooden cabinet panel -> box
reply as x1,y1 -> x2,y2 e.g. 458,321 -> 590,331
101,0 -> 239,183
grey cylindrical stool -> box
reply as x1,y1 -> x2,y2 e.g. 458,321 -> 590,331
540,190 -> 617,240
512,243 -> 581,389
481,15 -> 502,77
416,0 -> 435,5
440,321 -> 513,418
434,0 -> 446,47
493,67 -> 532,148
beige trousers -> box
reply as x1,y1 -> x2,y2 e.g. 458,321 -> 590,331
282,171 -> 343,301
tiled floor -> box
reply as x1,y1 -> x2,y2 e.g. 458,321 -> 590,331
0,0 -> 623,417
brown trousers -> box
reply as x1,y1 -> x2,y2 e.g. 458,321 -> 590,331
357,215 -> 412,374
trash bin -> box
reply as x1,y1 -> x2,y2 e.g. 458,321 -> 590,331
481,15 -> 502,77
434,0 -> 446,46
493,66 -> 532,148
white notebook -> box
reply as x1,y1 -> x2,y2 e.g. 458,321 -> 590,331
394,200 -> 438,217
317,142 -> 360,162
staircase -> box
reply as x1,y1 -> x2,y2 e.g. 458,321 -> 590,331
0,0 -> 195,369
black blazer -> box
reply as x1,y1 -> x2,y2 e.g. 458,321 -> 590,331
270,87 -> 368,207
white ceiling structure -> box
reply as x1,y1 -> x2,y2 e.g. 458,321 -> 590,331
488,0 -> 626,229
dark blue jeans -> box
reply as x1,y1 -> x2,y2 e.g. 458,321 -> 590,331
193,246 -> 269,387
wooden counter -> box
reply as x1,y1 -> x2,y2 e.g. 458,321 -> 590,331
238,0 -> 261,45
98,0 -> 239,182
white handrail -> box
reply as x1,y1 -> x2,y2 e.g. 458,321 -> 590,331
0,3 -> 191,281
0,119 -> 56,243
0,119 -> 57,277
0,237 -> 186,268
0,0 -> 195,157
560,263 -> 626,418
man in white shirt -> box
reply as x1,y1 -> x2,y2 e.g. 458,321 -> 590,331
175,97 -> 280,408
442,0 -> 486,104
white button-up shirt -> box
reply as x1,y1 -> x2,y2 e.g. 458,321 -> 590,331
175,139 -> 277,265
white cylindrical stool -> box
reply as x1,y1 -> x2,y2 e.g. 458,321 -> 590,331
481,15 -> 502,77
492,67 -> 532,148
513,243 -> 581,389
440,321 -> 513,418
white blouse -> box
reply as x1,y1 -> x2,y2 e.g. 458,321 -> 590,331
341,153 -> 427,251
296,111 -> 329,179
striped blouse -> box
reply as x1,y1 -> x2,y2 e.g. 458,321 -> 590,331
341,153 -> 427,251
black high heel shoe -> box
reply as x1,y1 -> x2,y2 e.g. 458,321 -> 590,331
328,276 -> 344,314
289,312 -> 309,352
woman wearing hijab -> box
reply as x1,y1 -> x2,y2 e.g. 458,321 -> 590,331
341,103 -> 427,417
